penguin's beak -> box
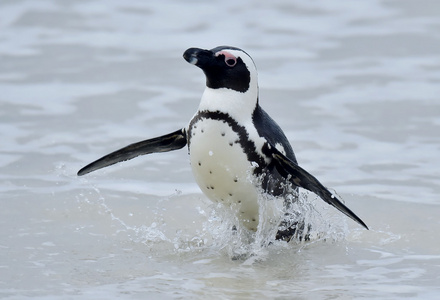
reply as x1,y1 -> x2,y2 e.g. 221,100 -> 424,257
183,47 -> 213,68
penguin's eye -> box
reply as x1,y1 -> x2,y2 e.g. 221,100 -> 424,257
215,50 -> 237,67
225,57 -> 237,67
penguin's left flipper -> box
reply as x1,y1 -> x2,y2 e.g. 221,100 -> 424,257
77,128 -> 187,176
271,148 -> 369,230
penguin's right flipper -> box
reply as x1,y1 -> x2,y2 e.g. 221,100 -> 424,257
77,128 -> 187,176
271,147 -> 368,230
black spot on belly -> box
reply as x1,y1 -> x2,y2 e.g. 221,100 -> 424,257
210,186 -> 214,189
201,129 -> 204,133
209,170 -> 212,174
198,161 -> 202,166
229,193 -> 233,196
229,142 -> 233,146
221,132 -> 225,136
233,177 -> 238,182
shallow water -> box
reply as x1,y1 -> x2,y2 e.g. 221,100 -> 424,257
1,0 -> 440,299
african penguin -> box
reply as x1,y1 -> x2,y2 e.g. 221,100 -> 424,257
78,46 -> 368,240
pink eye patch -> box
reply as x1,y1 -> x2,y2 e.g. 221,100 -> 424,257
215,50 -> 237,67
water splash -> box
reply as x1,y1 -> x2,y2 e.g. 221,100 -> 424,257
76,179 -> 350,261
194,185 -> 350,261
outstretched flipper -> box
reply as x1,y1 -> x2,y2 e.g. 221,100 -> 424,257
78,128 -> 187,176
271,147 -> 369,230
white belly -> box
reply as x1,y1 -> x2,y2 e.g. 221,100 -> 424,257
188,118 -> 260,231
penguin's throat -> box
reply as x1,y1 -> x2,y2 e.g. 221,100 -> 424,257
198,87 -> 258,123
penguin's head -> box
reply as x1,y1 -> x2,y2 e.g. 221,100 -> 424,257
183,46 -> 257,94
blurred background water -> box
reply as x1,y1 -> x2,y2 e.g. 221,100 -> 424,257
1,0 -> 440,299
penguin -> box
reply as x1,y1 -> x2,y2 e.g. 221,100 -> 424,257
78,46 -> 368,241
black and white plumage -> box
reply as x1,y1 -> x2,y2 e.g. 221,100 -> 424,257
78,46 -> 368,239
